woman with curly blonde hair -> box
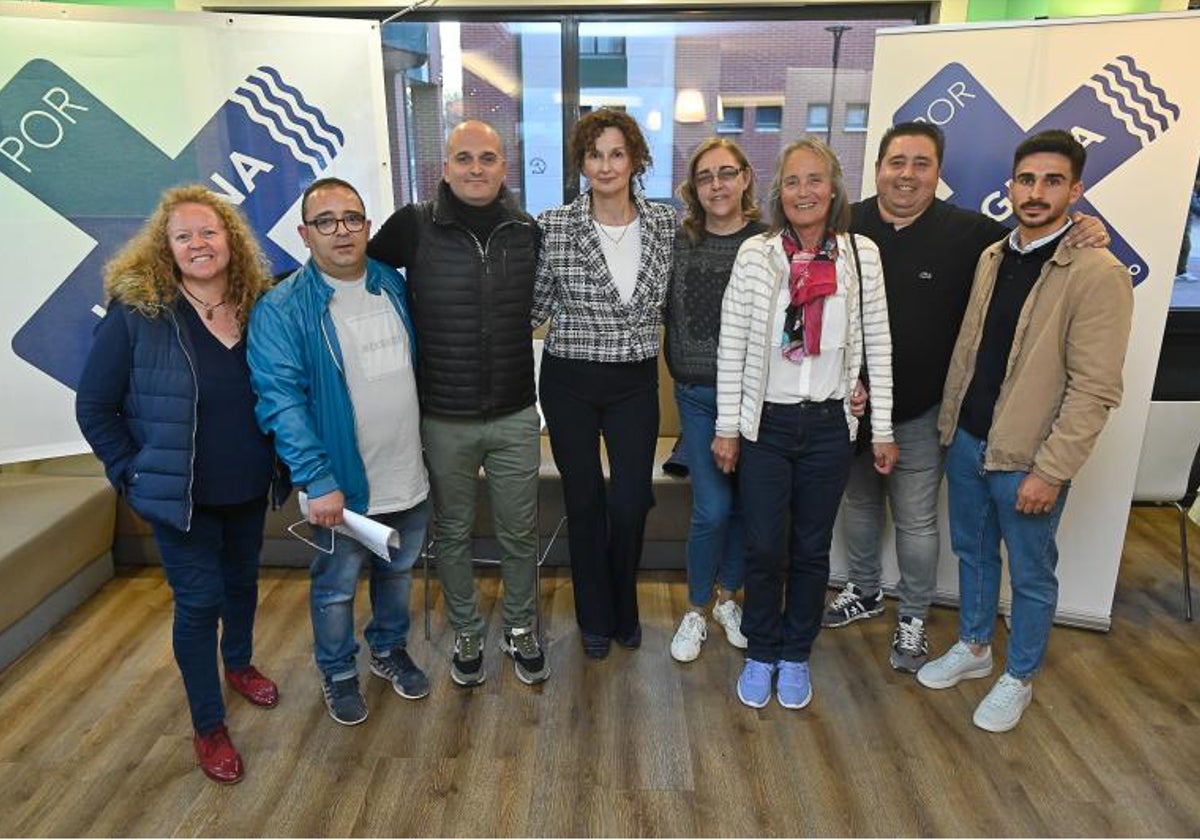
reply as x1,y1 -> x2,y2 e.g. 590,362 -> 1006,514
76,184 -> 282,785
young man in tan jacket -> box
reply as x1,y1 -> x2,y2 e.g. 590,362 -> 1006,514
916,130 -> 1133,732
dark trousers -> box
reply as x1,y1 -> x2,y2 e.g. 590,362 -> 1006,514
539,353 -> 658,639
151,497 -> 267,734
739,402 -> 852,664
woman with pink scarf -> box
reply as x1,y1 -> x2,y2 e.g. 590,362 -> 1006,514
713,138 -> 898,711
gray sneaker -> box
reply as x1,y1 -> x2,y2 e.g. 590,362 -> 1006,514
889,616 -> 930,673
451,631 -> 486,686
916,641 -> 993,689
500,627 -> 549,685
370,647 -> 430,699
322,674 -> 368,726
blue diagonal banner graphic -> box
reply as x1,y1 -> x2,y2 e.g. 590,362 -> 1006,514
0,58 -> 343,391
892,55 -> 1181,288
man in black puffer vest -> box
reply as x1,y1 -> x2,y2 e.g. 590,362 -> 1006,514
369,120 -> 546,688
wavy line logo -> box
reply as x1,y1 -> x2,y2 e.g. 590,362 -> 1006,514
232,66 -> 345,173
1085,55 -> 1180,145
0,59 -> 343,390
893,55 -> 1181,288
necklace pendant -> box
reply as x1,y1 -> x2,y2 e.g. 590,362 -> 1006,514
205,308 -> 214,320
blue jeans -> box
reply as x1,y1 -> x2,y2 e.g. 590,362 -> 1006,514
841,403 -> 945,618
676,383 -> 746,607
151,497 -> 267,734
946,429 -> 1068,680
310,500 -> 429,682
739,401 -> 853,664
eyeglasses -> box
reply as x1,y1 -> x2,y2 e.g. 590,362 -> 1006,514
693,166 -> 744,188
304,212 -> 367,236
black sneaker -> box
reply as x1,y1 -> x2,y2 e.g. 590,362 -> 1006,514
500,627 -> 549,685
451,631 -> 485,686
322,675 -> 368,726
370,647 -> 430,699
616,623 -> 642,650
889,615 -> 930,673
821,582 -> 885,628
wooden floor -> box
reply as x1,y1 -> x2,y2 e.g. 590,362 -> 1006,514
1,507 -> 1198,837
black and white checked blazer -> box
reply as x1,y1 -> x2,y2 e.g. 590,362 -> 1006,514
532,191 -> 675,363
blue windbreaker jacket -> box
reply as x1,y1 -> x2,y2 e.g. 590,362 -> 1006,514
247,257 -> 418,514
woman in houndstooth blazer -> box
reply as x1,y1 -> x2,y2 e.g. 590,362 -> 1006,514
532,109 -> 675,660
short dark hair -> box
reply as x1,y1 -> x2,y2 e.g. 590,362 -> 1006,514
876,121 -> 945,167
1013,129 -> 1086,181
569,108 -> 652,181
301,177 -> 365,220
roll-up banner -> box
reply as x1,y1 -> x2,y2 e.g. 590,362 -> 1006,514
0,2 -> 390,463
833,12 -> 1200,628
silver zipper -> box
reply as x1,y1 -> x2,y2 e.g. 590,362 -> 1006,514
169,308 -> 199,532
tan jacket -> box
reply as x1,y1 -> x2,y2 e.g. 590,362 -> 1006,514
938,236 -> 1133,485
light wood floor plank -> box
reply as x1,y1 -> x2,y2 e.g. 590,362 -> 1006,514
0,508 -> 1197,836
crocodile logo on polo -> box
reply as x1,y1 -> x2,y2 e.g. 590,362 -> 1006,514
893,55 -> 1180,287
0,59 -> 344,390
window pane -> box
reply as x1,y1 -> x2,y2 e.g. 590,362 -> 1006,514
1174,158 -> 1200,310
756,105 -> 783,133
717,105 -> 745,134
845,102 -> 869,132
381,15 -> 915,213
806,103 -> 831,132
380,21 -> 564,215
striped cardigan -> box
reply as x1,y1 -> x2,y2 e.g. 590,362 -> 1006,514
715,231 -> 894,444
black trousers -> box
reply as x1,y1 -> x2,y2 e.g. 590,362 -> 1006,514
539,353 -> 658,638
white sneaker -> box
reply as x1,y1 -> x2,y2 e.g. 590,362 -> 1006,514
670,611 -> 707,662
712,599 -> 748,649
973,673 -> 1033,732
916,640 -> 993,689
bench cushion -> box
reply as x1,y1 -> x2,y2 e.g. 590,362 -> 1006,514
0,474 -> 116,633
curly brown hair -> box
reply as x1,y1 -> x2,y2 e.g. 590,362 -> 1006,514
677,137 -> 761,244
569,108 -> 652,183
103,184 -> 273,328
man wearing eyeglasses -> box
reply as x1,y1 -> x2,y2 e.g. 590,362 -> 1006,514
368,120 -> 546,689
248,177 -> 431,727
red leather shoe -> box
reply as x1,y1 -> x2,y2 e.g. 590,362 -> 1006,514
193,724 -> 244,785
226,665 -> 279,708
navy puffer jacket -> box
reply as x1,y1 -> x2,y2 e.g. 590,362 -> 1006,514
76,301 -> 201,532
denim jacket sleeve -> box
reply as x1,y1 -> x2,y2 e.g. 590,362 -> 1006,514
247,296 -> 340,499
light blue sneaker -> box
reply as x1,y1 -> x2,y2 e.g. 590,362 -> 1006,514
736,658 -> 775,708
776,660 -> 813,709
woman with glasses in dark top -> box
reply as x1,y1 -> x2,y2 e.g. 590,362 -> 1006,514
76,185 -> 281,785
665,138 -> 766,664
532,109 -> 675,659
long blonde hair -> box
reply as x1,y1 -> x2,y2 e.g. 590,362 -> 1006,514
677,137 -> 760,244
103,184 -> 272,328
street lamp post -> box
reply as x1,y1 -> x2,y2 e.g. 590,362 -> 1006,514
824,24 -> 851,146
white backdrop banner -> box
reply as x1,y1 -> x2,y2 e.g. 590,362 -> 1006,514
838,12 -> 1200,628
0,2 -> 391,463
